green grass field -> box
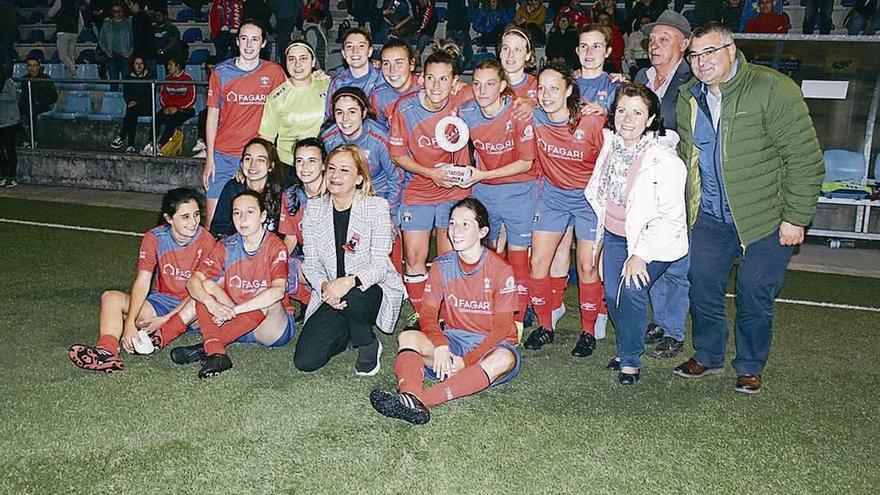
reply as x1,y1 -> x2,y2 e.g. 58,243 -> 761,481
1,198 -> 878,494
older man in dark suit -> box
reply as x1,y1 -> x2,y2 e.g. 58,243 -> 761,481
633,9 -> 693,359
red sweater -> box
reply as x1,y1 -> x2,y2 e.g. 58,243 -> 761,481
209,0 -> 244,39
161,72 -> 197,110
744,13 -> 789,33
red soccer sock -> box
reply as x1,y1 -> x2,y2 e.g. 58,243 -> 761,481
551,276 -> 569,310
395,349 -> 425,397
404,274 -> 428,315
507,250 -> 531,320
96,334 -> 120,357
196,302 -> 266,356
529,275 -> 553,329
419,364 -> 491,408
156,313 -> 188,348
390,236 -> 403,274
578,280 -> 604,335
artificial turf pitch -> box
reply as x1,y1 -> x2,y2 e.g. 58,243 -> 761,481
1,198 -> 878,494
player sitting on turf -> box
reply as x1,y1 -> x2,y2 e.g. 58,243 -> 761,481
68,188 -> 216,373
370,198 -> 521,424
172,190 -> 294,379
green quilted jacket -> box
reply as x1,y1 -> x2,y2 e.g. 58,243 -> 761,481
676,51 -> 825,248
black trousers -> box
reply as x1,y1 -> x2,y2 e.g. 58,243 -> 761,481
293,284 -> 383,372
156,108 -> 195,145
119,104 -> 153,146
0,124 -> 17,178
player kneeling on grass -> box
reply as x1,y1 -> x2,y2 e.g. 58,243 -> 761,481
68,188 -> 215,373
173,190 -> 294,379
370,198 -> 521,424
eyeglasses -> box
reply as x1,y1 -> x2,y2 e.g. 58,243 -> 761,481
685,43 -> 732,63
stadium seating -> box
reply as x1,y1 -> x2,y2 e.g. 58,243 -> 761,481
25,29 -> 45,44
12,63 -> 28,79
77,30 -> 98,43
182,27 -> 202,43
27,11 -> 44,24
823,150 -> 866,183
42,63 -> 65,81
76,49 -> 97,64
156,64 -> 167,80
87,92 -> 127,121
54,91 -> 92,119
176,8 -> 195,23
184,64 -> 205,81
188,49 -> 210,65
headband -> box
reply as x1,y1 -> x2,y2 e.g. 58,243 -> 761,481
285,41 -> 316,62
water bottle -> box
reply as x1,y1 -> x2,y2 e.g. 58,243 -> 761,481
827,239 -> 856,249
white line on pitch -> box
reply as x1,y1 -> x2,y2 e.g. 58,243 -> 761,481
4,217 -> 880,313
0,218 -> 143,237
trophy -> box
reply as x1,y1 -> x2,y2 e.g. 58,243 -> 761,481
435,115 -> 471,186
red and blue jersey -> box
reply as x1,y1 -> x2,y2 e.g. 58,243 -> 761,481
321,119 -> 402,214
575,72 -> 619,114
459,96 -> 537,185
207,58 -> 287,155
370,77 -> 420,128
279,185 -> 309,246
388,90 -> 471,205
198,231 -> 289,305
325,65 -> 385,119
137,225 -> 216,300
533,108 -> 605,189
510,73 -> 538,102
423,248 -> 518,344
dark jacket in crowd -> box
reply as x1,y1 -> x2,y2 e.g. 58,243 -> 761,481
18,71 -> 58,116
131,10 -> 157,60
123,69 -> 155,107
445,0 -> 471,32
545,26 -> 579,69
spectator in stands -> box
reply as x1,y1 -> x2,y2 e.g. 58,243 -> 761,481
210,0 -> 245,60
273,0 -> 303,62
626,0 -> 667,31
694,0 -> 724,25
545,14 -> 578,69
349,0 -> 375,31
50,0 -> 83,77
514,0 -> 547,46
99,4 -> 134,89
126,0 -> 157,72
154,9 -> 187,66
192,55 -> 218,157
595,11 -> 625,73
142,56 -> 197,156
624,15 -> 651,78
83,0 -> 112,35
803,0 -> 834,34
244,0 -> 273,32
444,0 -> 474,70
17,57 -> 59,145
378,0 -> 415,41
0,0 -> 16,74
110,56 -> 154,153
556,0 -> 591,28
409,0 -> 439,56
474,0 -> 514,49
593,0 -> 629,32
846,0 -> 878,34
0,67 -> 19,187
302,10 -> 329,70
301,0 -> 324,24
744,0 -> 789,33
722,0 -> 744,31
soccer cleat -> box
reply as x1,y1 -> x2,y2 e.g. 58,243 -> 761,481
571,333 -> 597,357
523,326 -> 554,350
551,303 -> 566,331
198,354 -> 233,379
403,312 -> 420,331
170,343 -> 206,365
68,344 -> 123,373
606,357 -> 621,371
355,340 -> 383,377
109,136 -> 124,149
370,389 -> 430,425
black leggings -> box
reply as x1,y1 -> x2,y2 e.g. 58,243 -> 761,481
119,104 -> 153,147
156,108 -> 195,145
0,124 -> 18,179
293,285 -> 383,372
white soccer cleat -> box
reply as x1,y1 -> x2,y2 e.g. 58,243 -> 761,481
132,330 -> 156,355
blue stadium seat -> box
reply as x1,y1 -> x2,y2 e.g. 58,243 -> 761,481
435,7 -> 447,22
76,49 -> 96,64
182,27 -> 202,43
42,63 -> 65,81
87,92 -> 127,121
176,8 -> 195,22
823,150 -> 865,183
47,51 -> 61,63
156,64 -> 166,80
27,11 -> 44,23
26,49 -> 44,62
12,63 -> 28,79
184,64 -> 204,81
38,102 -> 60,119
682,9 -> 695,25
54,91 -> 92,119
25,29 -> 45,43
77,29 -> 98,43
188,48 -> 209,65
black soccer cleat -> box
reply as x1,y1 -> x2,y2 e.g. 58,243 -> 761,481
198,354 -> 233,379
571,333 -> 597,358
370,389 -> 430,425
523,326 -> 555,350
170,343 -> 206,365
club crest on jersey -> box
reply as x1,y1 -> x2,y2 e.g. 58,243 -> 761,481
574,129 -> 585,141
522,124 -> 534,141
504,120 -> 513,132
275,250 -> 288,263
484,278 -> 491,290
261,76 -> 270,87
500,276 -> 516,295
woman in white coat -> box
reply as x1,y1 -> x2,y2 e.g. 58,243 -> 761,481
294,144 -> 404,376
584,83 -> 688,385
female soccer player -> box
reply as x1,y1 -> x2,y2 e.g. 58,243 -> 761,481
370,198 -> 520,425
584,83 -> 687,384
294,145 -> 404,374
458,58 -> 536,328
325,27 -> 384,119
371,38 -> 420,128
175,190 -> 294,379
388,40 -> 471,331
499,26 -> 538,102
68,188 -> 215,373
525,61 -> 606,358
575,24 -> 620,116
259,40 -> 330,166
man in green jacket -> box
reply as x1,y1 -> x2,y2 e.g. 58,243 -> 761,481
672,23 -> 824,394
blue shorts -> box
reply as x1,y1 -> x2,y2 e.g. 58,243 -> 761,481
399,199 -> 458,232
424,328 -> 521,387
472,180 -> 537,248
533,178 -> 598,241
206,150 -> 241,200
145,292 -> 181,317
236,313 -> 296,347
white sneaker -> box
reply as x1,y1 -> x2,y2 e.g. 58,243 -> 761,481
110,136 -> 124,149
594,313 -> 608,340
141,143 -> 154,156
0,178 -> 6,187
125,145 -> 137,153
191,138 -> 206,153
4,179 -> 19,188
551,303 -> 565,331
193,150 -> 207,158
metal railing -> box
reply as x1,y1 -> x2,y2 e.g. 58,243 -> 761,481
13,76 -> 209,157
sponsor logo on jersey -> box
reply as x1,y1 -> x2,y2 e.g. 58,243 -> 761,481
162,263 -> 192,280
522,124 -> 534,141
537,138 -> 584,160
504,120 -> 513,132
417,135 -> 438,148
225,92 -> 268,105
389,135 -> 404,147
580,302 -> 597,311
472,139 -> 514,154
228,275 -> 269,292
447,294 -> 491,313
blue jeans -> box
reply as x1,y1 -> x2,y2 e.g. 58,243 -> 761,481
648,253 -> 690,341
603,231 -> 672,370
802,0 -> 834,34
445,29 -> 474,70
846,12 -> 880,35
106,54 -> 128,91
688,212 -> 792,375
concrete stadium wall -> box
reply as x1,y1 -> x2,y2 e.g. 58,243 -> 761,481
18,149 -> 202,194
33,118 -> 199,154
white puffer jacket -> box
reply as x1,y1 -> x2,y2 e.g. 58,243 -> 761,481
584,129 -> 688,265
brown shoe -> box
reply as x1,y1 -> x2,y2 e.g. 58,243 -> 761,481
734,374 -> 762,394
673,357 -> 723,378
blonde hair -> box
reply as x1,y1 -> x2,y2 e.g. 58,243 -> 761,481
326,144 -> 376,197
